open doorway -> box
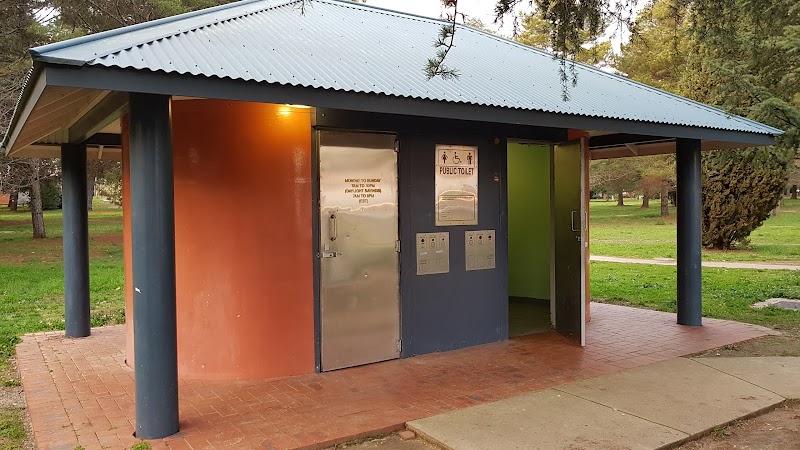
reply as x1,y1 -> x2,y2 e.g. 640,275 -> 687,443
507,141 -> 553,337
506,140 -> 587,344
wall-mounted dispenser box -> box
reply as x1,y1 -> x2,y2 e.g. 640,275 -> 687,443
465,230 -> 496,271
416,232 -> 450,275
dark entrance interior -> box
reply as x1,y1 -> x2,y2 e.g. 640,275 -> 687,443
507,141 -> 552,337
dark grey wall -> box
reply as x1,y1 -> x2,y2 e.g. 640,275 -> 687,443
398,134 -> 508,356
314,109 -> 565,359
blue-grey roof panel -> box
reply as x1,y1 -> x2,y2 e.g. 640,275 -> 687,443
30,0 -> 782,136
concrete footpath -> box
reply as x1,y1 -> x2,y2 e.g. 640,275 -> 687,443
405,357 -> 800,450
591,255 -> 800,271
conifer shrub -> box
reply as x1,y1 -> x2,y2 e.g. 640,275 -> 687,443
701,149 -> 789,250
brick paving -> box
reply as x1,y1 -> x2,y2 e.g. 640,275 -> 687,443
17,303 -> 776,450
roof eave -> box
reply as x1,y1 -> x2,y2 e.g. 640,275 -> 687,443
1,64 -> 46,156
29,0 -> 270,61
31,54 -> 88,67
39,64 -> 779,148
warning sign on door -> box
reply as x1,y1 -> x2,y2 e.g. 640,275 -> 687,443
435,145 -> 478,226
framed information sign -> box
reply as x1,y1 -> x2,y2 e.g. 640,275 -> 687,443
435,144 -> 478,226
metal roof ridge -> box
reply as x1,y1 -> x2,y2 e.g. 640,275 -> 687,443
92,1 -> 303,65
30,0 -> 287,65
318,0 -> 460,26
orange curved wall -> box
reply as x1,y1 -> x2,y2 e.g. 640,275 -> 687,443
122,116 -> 134,368
123,100 -> 315,379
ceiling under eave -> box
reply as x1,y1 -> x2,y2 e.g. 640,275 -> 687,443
4,81 -> 123,160
6,84 -> 106,155
589,139 -> 747,160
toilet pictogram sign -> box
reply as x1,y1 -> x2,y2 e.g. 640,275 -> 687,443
435,144 -> 478,226
437,148 -> 476,168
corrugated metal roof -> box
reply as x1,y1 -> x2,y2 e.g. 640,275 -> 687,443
28,0 -> 783,136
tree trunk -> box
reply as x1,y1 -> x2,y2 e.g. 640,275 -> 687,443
617,189 -> 624,206
7,190 -> 18,211
29,169 -> 46,239
87,175 -> 95,211
792,184 -> 798,200
660,183 -> 669,217
641,189 -> 650,208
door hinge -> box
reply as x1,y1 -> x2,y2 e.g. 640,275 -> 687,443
396,339 -> 402,353
394,139 -> 400,153
395,240 -> 401,253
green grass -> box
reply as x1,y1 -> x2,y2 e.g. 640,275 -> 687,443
0,408 -> 26,450
589,197 -> 800,331
591,262 -> 800,330
590,198 -> 800,262
0,198 -> 125,372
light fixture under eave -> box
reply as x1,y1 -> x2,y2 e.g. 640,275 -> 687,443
278,104 -> 312,117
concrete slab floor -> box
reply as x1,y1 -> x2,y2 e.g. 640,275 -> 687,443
407,357 -> 795,450
508,297 -> 552,337
691,357 -> 800,400
409,389 -> 687,450
557,358 -> 784,436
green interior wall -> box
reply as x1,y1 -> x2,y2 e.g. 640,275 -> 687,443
507,142 -> 551,300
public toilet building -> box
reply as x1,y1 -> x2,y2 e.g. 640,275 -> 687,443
1,0 -> 782,440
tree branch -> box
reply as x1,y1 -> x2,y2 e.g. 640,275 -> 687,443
425,0 -> 460,80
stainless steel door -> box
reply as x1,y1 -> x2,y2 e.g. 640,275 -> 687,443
319,131 -> 400,371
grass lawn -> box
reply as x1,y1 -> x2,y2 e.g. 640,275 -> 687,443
591,262 -> 800,330
0,199 -> 125,379
590,197 -> 800,262
590,196 -> 800,334
0,407 -> 26,450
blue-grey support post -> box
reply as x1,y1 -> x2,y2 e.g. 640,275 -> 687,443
61,143 -> 91,338
129,93 -> 179,439
676,138 -> 702,326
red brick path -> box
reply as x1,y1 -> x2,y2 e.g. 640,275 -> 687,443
17,303 -> 775,450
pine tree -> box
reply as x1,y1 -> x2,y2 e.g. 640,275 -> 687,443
616,0 -> 798,249
684,0 -> 799,249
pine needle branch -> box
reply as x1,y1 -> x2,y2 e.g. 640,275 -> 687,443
425,1 -> 461,80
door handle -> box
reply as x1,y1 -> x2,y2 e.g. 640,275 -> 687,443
329,214 -> 337,241
571,210 -> 579,232
321,251 -> 339,258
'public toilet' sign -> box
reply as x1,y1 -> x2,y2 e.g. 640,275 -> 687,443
435,144 -> 478,226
